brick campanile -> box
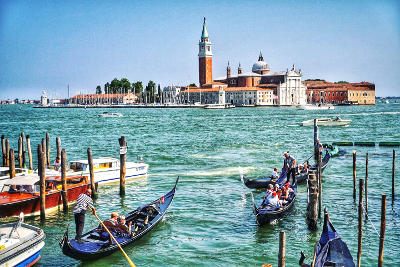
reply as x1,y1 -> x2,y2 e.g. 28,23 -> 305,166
198,17 -> 213,87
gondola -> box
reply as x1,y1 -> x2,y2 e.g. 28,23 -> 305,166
299,209 -> 355,267
241,152 -> 331,189
252,181 -> 297,225
60,177 -> 179,261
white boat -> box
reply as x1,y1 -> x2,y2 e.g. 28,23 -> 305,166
203,104 -> 235,109
99,112 -> 123,117
0,167 -> 30,189
301,117 -> 351,126
298,104 -> 334,110
0,213 -> 45,266
68,157 -> 148,185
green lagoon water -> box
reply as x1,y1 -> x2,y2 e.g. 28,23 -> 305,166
0,103 -> 399,266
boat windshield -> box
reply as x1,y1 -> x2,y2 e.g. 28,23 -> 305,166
1,184 -> 39,194
69,162 -> 87,172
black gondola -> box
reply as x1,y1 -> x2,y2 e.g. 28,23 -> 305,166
60,177 -> 179,261
241,152 -> 331,189
252,181 -> 297,225
299,209 -> 355,267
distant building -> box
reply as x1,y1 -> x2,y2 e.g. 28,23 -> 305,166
41,90 -> 48,106
70,93 -> 138,105
162,86 -> 182,104
304,81 -> 375,105
181,18 -> 307,106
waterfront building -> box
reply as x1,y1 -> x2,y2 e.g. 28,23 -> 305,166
41,90 -> 48,106
162,86 -> 182,104
181,18 -> 307,106
304,81 -> 375,105
70,93 -> 137,105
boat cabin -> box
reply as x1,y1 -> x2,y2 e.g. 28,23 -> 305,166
69,157 -> 120,172
0,167 -> 28,178
1,175 -> 87,194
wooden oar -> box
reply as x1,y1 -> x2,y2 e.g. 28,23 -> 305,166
93,212 -> 136,267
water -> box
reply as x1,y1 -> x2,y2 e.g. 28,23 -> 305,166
0,103 -> 399,266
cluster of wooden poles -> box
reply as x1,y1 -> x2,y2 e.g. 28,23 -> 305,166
266,119 -> 396,267
1,133 -> 130,221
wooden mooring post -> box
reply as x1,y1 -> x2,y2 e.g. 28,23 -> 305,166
41,138 -> 47,168
87,147 -> 97,199
378,194 -> 386,267
353,150 -> 357,201
318,151 -> 322,219
119,136 -> 127,196
393,150 -> 396,205
1,135 -> 5,167
61,149 -> 68,211
313,119 -> 319,162
56,136 -> 62,159
20,132 -> 26,167
46,132 -> 50,166
357,178 -> 364,267
9,149 -> 15,178
38,144 -> 46,220
365,153 -> 368,219
26,135 -> 33,170
18,136 -> 23,168
307,170 -> 318,231
278,231 -> 285,267
5,139 -> 9,167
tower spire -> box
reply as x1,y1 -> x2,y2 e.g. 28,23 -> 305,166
201,17 -> 209,40
258,51 -> 264,61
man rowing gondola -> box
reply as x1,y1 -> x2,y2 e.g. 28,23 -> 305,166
283,152 -> 296,184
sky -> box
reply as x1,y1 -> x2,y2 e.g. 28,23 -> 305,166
0,0 -> 399,99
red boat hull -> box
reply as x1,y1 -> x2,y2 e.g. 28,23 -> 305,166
0,184 -> 88,218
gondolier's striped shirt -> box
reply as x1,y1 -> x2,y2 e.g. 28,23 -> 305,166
73,193 -> 94,214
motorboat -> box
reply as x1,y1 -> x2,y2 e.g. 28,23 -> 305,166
68,157 -> 148,185
301,117 -> 351,127
0,213 -> 46,266
99,112 -> 123,117
0,173 -> 88,217
298,104 -> 334,110
203,104 -> 235,109
0,167 -> 31,189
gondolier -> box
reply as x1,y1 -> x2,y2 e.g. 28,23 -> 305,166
283,152 -> 296,184
73,187 -> 95,241
314,139 -> 323,161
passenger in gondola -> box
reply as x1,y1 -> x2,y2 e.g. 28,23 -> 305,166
103,212 -> 119,230
270,167 -> 279,180
116,215 -> 132,235
269,192 -> 281,208
283,152 -> 297,184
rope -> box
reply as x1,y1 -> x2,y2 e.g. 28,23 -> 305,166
361,205 -> 380,238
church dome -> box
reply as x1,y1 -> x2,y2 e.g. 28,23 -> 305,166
252,61 -> 270,72
252,52 -> 270,74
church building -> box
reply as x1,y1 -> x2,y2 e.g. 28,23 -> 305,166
181,18 -> 307,106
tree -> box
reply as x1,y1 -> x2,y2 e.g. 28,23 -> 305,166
146,80 -> 156,103
110,78 -> 122,93
132,81 -> 143,94
157,84 -> 161,103
96,85 -> 102,94
120,78 -> 131,94
336,81 -> 349,84
104,82 -> 110,94
188,83 -> 197,87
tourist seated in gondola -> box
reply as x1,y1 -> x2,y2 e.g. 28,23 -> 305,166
116,215 -> 132,235
263,184 -> 274,205
102,212 -> 119,231
269,192 -> 281,208
269,167 -> 279,180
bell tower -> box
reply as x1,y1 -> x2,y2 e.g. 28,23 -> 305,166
198,17 -> 213,87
